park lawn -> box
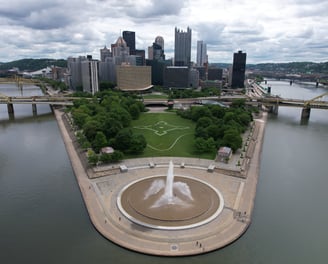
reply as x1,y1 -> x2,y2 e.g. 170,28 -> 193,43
130,113 -> 215,159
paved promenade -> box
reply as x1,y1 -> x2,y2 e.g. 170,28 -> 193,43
54,109 -> 267,256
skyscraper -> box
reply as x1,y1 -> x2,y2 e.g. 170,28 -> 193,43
81,55 -> 99,95
100,46 -> 111,62
174,27 -> 192,67
155,36 -> 164,50
122,31 -> 136,55
111,36 -> 130,61
196,40 -> 207,67
148,36 -> 165,61
231,50 -> 247,88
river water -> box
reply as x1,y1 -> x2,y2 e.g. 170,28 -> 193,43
0,81 -> 327,263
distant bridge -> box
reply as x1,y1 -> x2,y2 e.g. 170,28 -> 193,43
0,95 -> 83,114
0,77 -> 40,87
1,92 -> 328,121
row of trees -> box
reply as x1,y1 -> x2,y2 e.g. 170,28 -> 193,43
70,90 -> 147,164
177,99 -> 253,154
168,87 -> 221,99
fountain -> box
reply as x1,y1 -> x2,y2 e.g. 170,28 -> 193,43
117,161 -> 224,230
164,160 -> 174,203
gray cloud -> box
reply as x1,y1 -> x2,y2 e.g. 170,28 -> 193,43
0,0 -> 327,63
125,0 -> 187,19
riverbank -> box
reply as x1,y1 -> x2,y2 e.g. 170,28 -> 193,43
54,108 -> 267,256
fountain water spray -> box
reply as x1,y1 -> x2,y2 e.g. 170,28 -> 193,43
164,160 -> 174,203
144,161 -> 193,208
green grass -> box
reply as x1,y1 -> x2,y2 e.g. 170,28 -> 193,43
130,113 -> 215,159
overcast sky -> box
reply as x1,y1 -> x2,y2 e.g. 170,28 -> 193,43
1,0 -> 327,64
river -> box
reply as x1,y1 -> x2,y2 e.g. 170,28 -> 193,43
0,81 -> 327,263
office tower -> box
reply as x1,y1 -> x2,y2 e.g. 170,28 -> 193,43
146,59 -> 172,85
100,46 -> 112,62
81,55 -> 99,95
135,49 -> 146,65
196,40 -> 207,67
174,27 -> 192,66
152,43 -> 165,60
194,66 -> 206,80
111,36 -> 130,62
148,36 -> 165,61
231,50 -> 247,88
164,66 -> 199,88
67,56 -> 86,90
122,31 -> 136,55
155,36 -> 164,50
99,57 -> 116,84
208,67 -> 223,80
148,46 -> 153,60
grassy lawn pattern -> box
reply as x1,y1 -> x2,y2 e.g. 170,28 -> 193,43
134,121 -> 190,137
131,113 -> 214,159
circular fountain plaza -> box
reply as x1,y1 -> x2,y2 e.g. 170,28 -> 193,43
90,159 -> 252,256
117,162 -> 224,230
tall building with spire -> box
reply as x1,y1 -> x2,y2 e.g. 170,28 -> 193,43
111,36 -> 130,61
196,40 -> 207,67
174,27 -> 192,66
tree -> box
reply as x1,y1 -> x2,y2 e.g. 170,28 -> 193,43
209,105 -> 226,119
207,124 -> 224,140
92,131 -> 107,153
128,134 -> 147,154
190,106 -> 212,121
231,98 -> 246,109
102,118 -> 123,139
87,149 -> 99,166
83,120 -> 102,142
194,137 -> 216,154
194,137 -> 208,153
238,112 -> 252,127
99,81 -> 115,91
196,116 -> 213,129
129,103 -> 141,120
113,128 -> 133,151
222,128 -> 242,152
110,150 -> 124,162
71,109 -> 90,128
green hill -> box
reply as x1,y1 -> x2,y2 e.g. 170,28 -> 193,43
0,58 -> 67,71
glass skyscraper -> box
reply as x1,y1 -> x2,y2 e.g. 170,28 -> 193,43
122,31 -> 136,55
196,40 -> 207,67
231,50 -> 247,88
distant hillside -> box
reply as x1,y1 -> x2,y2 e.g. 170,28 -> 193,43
0,58 -> 67,72
209,61 -> 328,74
247,62 -> 328,74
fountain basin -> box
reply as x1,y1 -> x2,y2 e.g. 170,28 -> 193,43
117,175 -> 224,230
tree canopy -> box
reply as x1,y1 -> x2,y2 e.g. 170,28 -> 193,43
177,100 -> 254,154
70,90 -> 147,163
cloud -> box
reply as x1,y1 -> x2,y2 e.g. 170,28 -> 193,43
0,0 -> 327,63
125,0 -> 187,19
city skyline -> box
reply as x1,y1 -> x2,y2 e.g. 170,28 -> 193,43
0,0 -> 327,63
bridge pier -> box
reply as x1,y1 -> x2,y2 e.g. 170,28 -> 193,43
32,104 -> 37,114
7,103 -> 14,114
301,107 -> 311,120
268,104 -> 279,115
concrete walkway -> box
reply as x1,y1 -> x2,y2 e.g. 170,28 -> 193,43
54,109 -> 267,256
